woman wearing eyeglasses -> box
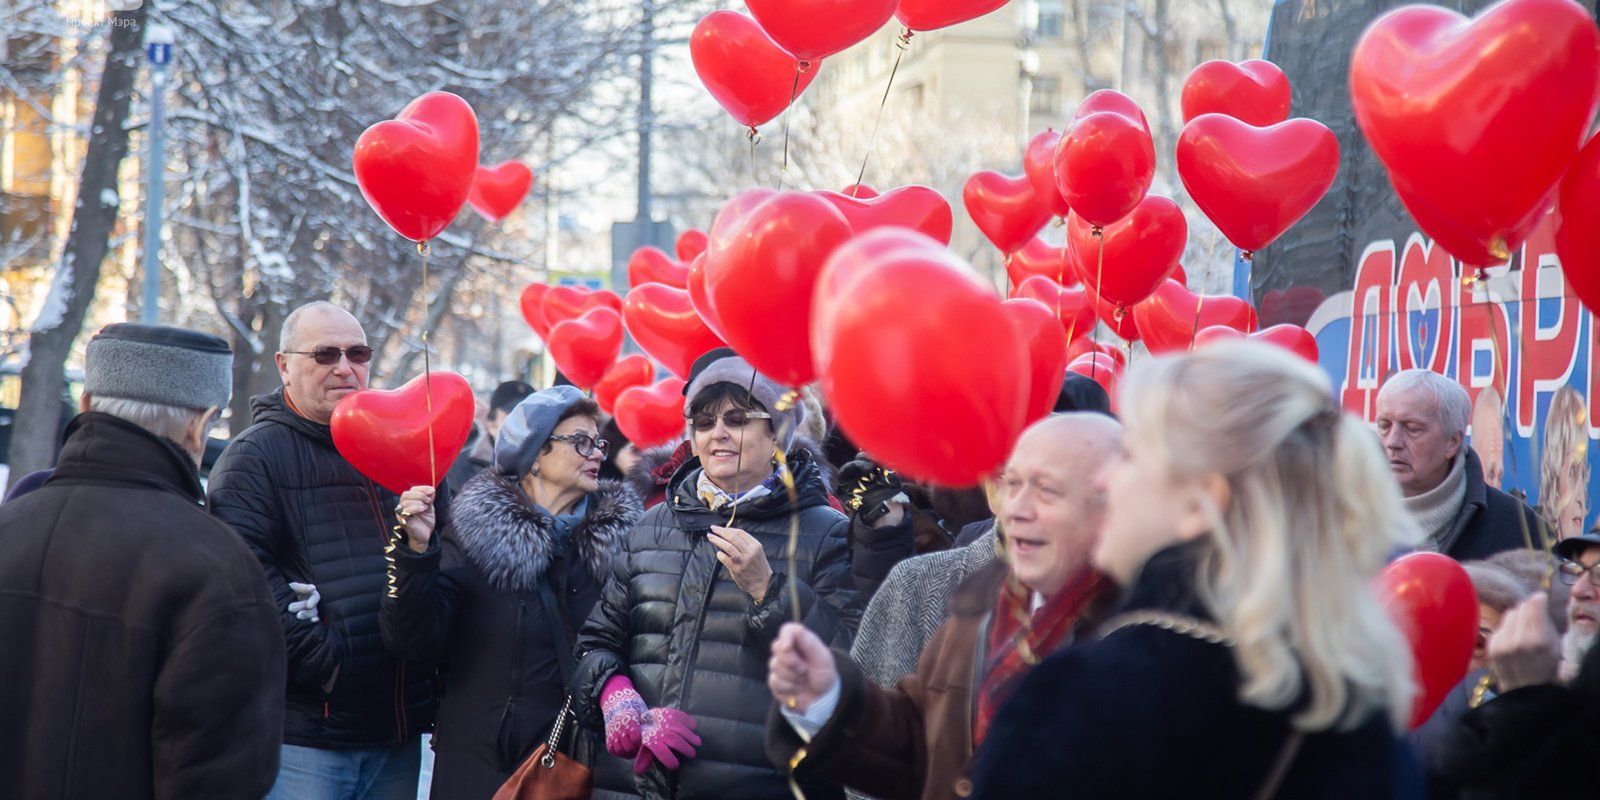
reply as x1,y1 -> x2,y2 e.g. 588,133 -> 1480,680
573,349 -> 861,800
379,385 -> 642,800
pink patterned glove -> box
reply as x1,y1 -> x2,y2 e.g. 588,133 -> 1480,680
600,675 -> 647,758
632,707 -> 701,774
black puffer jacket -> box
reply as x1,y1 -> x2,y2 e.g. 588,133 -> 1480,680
382,473 -> 640,800
574,445 -> 861,800
207,389 -> 447,749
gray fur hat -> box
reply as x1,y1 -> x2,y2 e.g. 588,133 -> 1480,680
683,349 -> 803,448
84,324 -> 232,410
495,385 -> 590,478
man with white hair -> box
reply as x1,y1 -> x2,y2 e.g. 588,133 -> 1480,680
1376,369 -> 1542,560
0,324 -> 285,797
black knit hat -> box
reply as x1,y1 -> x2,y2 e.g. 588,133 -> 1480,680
489,380 -> 536,415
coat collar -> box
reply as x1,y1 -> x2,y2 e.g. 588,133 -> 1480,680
1113,539 -> 1214,621
49,411 -> 205,503
250,387 -> 334,446
449,471 -> 642,592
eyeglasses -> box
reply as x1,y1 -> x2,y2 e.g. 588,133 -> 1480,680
686,409 -> 772,432
283,346 -> 374,366
549,432 -> 608,460
1558,558 -> 1600,587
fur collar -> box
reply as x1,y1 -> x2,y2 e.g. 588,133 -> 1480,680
449,471 -> 642,593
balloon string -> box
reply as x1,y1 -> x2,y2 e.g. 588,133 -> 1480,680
748,128 -> 762,185
780,62 -> 807,188
1092,230 -> 1106,382
1189,295 -> 1207,352
418,240 -> 437,488
851,28 -> 913,192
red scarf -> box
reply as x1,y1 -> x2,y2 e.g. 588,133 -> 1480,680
974,568 -> 1109,746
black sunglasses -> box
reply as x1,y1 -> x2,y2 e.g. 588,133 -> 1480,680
549,432 -> 609,460
686,409 -> 772,432
284,345 -> 374,366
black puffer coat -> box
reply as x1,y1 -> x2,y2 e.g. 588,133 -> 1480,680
382,473 -> 640,800
574,445 -> 861,800
207,389 -> 447,749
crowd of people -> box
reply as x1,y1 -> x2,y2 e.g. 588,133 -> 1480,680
4,299 -> 1600,800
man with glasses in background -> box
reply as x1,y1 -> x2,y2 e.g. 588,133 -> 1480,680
209,301 -> 449,800
1435,532 -> 1600,796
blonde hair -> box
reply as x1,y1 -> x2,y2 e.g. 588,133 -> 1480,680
1120,341 -> 1417,732
1538,386 -> 1589,528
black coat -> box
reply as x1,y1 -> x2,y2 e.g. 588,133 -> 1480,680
1438,450 -> 1547,561
0,413 -> 286,798
969,542 -> 1424,799
574,445 -> 862,800
207,389 -> 447,749
1432,639 -> 1600,798
382,473 -> 640,800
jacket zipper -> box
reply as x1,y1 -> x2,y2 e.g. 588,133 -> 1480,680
362,479 -> 410,745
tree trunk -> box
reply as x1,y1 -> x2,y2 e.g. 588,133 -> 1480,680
7,6 -> 148,489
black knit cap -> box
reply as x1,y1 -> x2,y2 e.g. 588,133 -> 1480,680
489,380 -> 535,415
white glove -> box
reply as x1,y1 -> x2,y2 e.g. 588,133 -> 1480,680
287,582 -> 321,623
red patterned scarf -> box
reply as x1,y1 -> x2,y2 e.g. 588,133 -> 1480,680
975,568 -> 1110,746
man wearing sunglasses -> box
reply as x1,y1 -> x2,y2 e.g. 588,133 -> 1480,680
209,301 -> 447,800
1434,532 -> 1600,797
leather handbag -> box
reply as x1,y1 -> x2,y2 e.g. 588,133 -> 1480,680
492,696 -> 592,800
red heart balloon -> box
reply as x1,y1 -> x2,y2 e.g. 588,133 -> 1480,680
677,229 -> 709,262
594,355 -> 656,415
1024,129 -> 1072,218
1011,275 -> 1097,342
353,92 -> 479,243
1180,60 -> 1292,126
895,0 -> 1009,32
691,11 -> 820,129
964,171 -> 1053,255
1055,94 -> 1155,227
623,282 -> 728,379
1351,0 -> 1600,266
1377,552 -> 1479,730
1075,89 -> 1150,131
466,161 -> 533,223
1194,323 -> 1320,363
547,307 -> 624,390
542,286 -> 623,329
1067,353 -> 1122,401
685,254 -> 730,343
1066,337 -> 1128,367
813,229 -> 1029,486
1177,115 -> 1340,253
1002,297 -> 1071,425
1069,195 -> 1187,309
1007,235 -> 1076,288
628,246 -> 690,290
519,283 -> 551,338
841,183 -> 879,199
816,185 -> 955,245
1560,133 -> 1600,317
703,190 -> 853,386
1084,284 -> 1141,341
614,378 -> 688,449
1132,279 -> 1259,354
744,0 -> 897,62
331,371 -> 475,495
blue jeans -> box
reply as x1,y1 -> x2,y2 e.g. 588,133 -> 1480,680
266,740 -> 422,800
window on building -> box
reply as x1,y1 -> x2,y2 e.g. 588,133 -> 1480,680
1035,0 -> 1066,39
1030,75 -> 1062,116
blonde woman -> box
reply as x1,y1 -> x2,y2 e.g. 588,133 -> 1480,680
1539,386 -> 1590,542
968,342 -> 1423,799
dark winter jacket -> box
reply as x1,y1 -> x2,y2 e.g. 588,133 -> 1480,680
207,388 -> 448,750
574,444 -> 862,800
1433,640 -> 1600,799
767,559 -> 1115,800
0,412 -> 286,799
1438,450 -> 1546,561
381,473 -> 640,800
969,542 -> 1424,799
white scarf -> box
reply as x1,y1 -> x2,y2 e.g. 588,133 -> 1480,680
1406,452 -> 1468,549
